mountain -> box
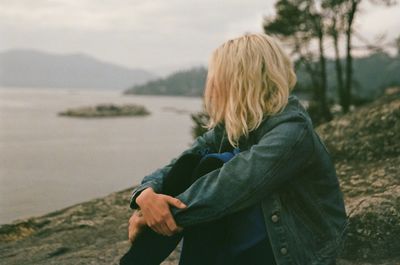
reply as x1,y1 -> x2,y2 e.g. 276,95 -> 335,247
0,49 -> 156,90
124,67 -> 207,96
124,53 -> 400,102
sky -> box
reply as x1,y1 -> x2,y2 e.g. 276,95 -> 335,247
1,0 -> 399,76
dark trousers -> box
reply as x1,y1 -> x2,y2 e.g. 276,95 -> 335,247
119,216 -> 232,265
119,220 -> 276,265
119,154 -> 276,265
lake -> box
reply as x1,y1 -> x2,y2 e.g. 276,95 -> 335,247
0,87 -> 202,225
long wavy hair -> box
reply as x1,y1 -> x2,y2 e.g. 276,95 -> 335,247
204,33 -> 297,147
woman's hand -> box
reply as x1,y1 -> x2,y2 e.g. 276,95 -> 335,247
128,209 -> 147,243
136,187 -> 187,236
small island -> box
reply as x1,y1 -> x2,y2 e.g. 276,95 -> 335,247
58,103 -> 150,118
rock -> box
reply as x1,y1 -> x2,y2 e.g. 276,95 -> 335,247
0,188 -> 145,265
316,87 -> 400,263
58,103 -> 150,118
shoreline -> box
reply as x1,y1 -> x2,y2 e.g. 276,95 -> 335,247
0,186 -> 136,228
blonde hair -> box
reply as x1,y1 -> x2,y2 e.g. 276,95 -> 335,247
204,33 -> 297,147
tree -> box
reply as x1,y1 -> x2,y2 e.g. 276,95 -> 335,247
264,0 -> 333,124
342,0 -> 360,112
265,0 -> 397,117
323,0 -> 396,112
324,0 -> 346,111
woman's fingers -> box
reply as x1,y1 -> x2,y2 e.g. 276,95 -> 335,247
162,195 -> 186,234
164,195 -> 187,209
143,205 -> 171,235
128,211 -> 146,243
137,192 -> 186,236
159,222 -> 173,236
154,207 -> 177,236
149,219 -> 171,236
165,214 -> 183,234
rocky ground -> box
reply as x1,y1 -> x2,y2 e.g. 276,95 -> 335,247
0,187 -> 180,265
316,87 -> 400,264
0,88 -> 399,265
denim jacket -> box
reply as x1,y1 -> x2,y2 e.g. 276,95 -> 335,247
129,94 -> 348,265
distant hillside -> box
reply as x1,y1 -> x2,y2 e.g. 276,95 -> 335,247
350,53 -> 400,100
124,53 -> 400,101
297,52 -> 400,101
0,49 -> 156,90
124,67 -> 207,96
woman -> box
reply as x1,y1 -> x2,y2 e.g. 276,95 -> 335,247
121,33 -> 348,265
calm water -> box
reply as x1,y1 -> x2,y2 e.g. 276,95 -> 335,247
0,87 -> 202,224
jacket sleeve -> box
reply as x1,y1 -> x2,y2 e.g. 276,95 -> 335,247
170,117 -> 315,227
129,128 -> 217,209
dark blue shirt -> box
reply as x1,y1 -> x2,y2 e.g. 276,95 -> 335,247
203,150 -> 274,260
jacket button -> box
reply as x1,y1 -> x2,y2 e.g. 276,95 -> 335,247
271,214 -> 279,223
280,247 -> 288,255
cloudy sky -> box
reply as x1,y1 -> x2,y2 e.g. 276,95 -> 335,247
1,0 -> 399,76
